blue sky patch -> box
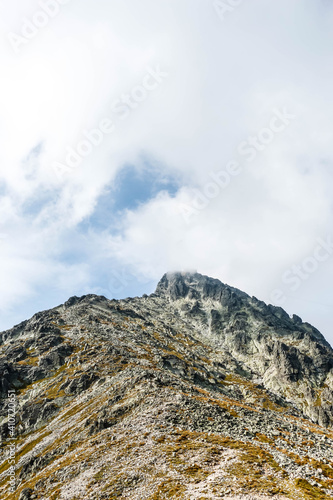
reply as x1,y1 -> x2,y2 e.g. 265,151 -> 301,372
79,161 -> 181,233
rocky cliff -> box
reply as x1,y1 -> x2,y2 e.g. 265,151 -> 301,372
0,272 -> 333,499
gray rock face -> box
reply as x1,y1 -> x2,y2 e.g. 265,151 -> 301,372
0,272 -> 333,499
155,272 -> 333,427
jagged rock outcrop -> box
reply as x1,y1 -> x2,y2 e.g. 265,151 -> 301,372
156,272 -> 333,428
0,272 -> 332,499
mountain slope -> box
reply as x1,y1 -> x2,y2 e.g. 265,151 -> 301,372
0,272 -> 333,499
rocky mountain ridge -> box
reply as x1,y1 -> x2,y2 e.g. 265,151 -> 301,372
0,271 -> 333,499
155,273 -> 333,426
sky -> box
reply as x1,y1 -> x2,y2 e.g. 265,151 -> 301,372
0,0 -> 332,345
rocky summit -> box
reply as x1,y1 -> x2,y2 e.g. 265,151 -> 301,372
1,272 -> 333,500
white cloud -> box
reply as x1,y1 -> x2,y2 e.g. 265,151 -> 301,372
0,0 -> 332,342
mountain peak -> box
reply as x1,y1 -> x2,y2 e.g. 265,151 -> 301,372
155,271 -> 247,302
1,272 -> 333,498
154,271 -> 331,351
